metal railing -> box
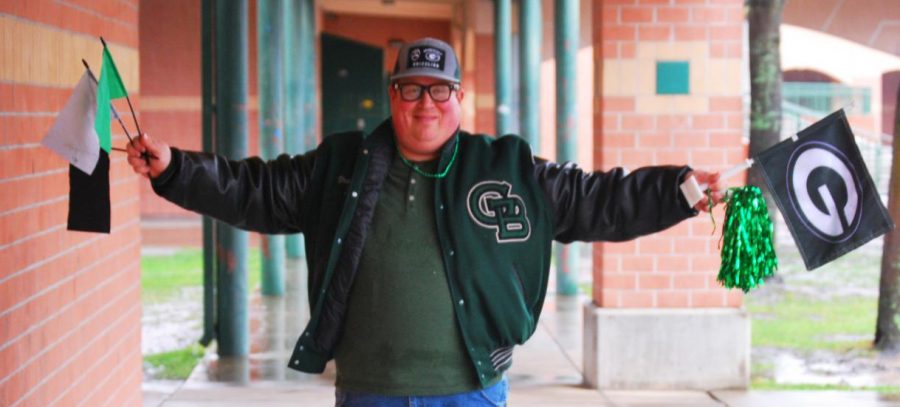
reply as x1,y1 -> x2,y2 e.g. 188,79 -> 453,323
783,82 -> 872,115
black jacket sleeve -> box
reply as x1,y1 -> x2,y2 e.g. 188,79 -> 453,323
150,147 -> 316,234
534,160 -> 698,243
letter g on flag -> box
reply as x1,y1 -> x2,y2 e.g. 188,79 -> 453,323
787,141 -> 863,243
467,181 -> 531,243
754,109 -> 893,270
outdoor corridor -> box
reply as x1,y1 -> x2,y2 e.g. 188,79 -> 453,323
141,260 -> 900,407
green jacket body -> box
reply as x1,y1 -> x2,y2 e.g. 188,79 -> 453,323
151,119 -> 697,387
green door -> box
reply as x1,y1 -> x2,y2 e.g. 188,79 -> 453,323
321,33 -> 388,136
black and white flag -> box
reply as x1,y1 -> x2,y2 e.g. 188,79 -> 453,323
41,70 -> 111,233
754,109 -> 893,270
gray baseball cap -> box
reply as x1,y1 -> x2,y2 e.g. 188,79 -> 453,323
390,37 -> 461,83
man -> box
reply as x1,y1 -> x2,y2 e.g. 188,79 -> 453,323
128,37 -> 723,406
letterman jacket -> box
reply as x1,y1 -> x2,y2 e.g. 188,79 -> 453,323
150,118 -> 698,387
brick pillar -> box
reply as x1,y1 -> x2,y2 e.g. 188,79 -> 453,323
0,2 -> 142,405
584,0 -> 749,389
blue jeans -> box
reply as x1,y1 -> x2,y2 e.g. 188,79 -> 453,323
335,376 -> 508,407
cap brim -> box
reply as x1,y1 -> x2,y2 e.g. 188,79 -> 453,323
390,70 -> 459,83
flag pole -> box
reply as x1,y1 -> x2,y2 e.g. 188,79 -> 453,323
81,59 -> 135,145
99,37 -> 150,164
99,37 -> 144,137
111,146 -> 157,159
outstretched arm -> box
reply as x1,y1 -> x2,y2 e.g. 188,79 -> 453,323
126,133 -> 314,234
535,161 -> 724,243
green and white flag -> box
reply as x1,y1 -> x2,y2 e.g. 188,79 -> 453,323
41,71 -> 100,175
95,45 -> 128,153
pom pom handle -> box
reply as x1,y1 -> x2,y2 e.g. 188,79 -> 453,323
679,159 -> 755,207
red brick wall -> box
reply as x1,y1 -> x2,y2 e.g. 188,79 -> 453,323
592,0 -> 745,309
0,1 -> 143,405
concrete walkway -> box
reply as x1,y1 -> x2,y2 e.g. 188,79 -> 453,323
143,273 -> 900,406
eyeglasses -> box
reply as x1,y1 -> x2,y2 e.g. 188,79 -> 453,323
392,82 -> 460,102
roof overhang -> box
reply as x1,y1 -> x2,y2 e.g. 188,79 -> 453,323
783,0 -> 900,57
320,0 -> 460,20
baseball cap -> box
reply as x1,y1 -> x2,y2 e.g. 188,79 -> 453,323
390,37 -> 460,83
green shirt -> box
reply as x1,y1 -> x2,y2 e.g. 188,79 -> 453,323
333,155 -> 478,395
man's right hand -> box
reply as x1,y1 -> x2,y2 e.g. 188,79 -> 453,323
126,133 -> 171,179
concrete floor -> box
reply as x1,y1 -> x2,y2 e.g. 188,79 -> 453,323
142,260 -> 900,406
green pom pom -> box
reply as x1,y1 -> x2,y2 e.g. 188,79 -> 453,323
718,186 -> 778,292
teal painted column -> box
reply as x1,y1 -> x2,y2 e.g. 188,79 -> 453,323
519,0 -> 541,153
216,0 -> 249,356
554,0 -> 579,296
284,0 -> 306,259
495,0 -> 512,136
301,0 -> 317,154
293,0 -> 318,258
259,0 -> 286,296
200,0 -> 216,347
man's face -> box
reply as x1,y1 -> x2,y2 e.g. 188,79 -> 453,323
390,76 -> 464,161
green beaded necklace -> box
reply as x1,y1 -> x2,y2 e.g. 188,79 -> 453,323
397,137 -> 459,179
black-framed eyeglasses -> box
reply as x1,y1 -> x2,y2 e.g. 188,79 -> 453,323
392,82 -> 460,102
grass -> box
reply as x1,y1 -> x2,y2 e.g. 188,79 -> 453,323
144,344 -> 205,380
578,281 -> 592,297
747,293 -> 877,352
747,236 -> 882,353
744,235 -> 900,392
141,248 -> 263,303
142,248 -> 264,379
750,378 -> 900,394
